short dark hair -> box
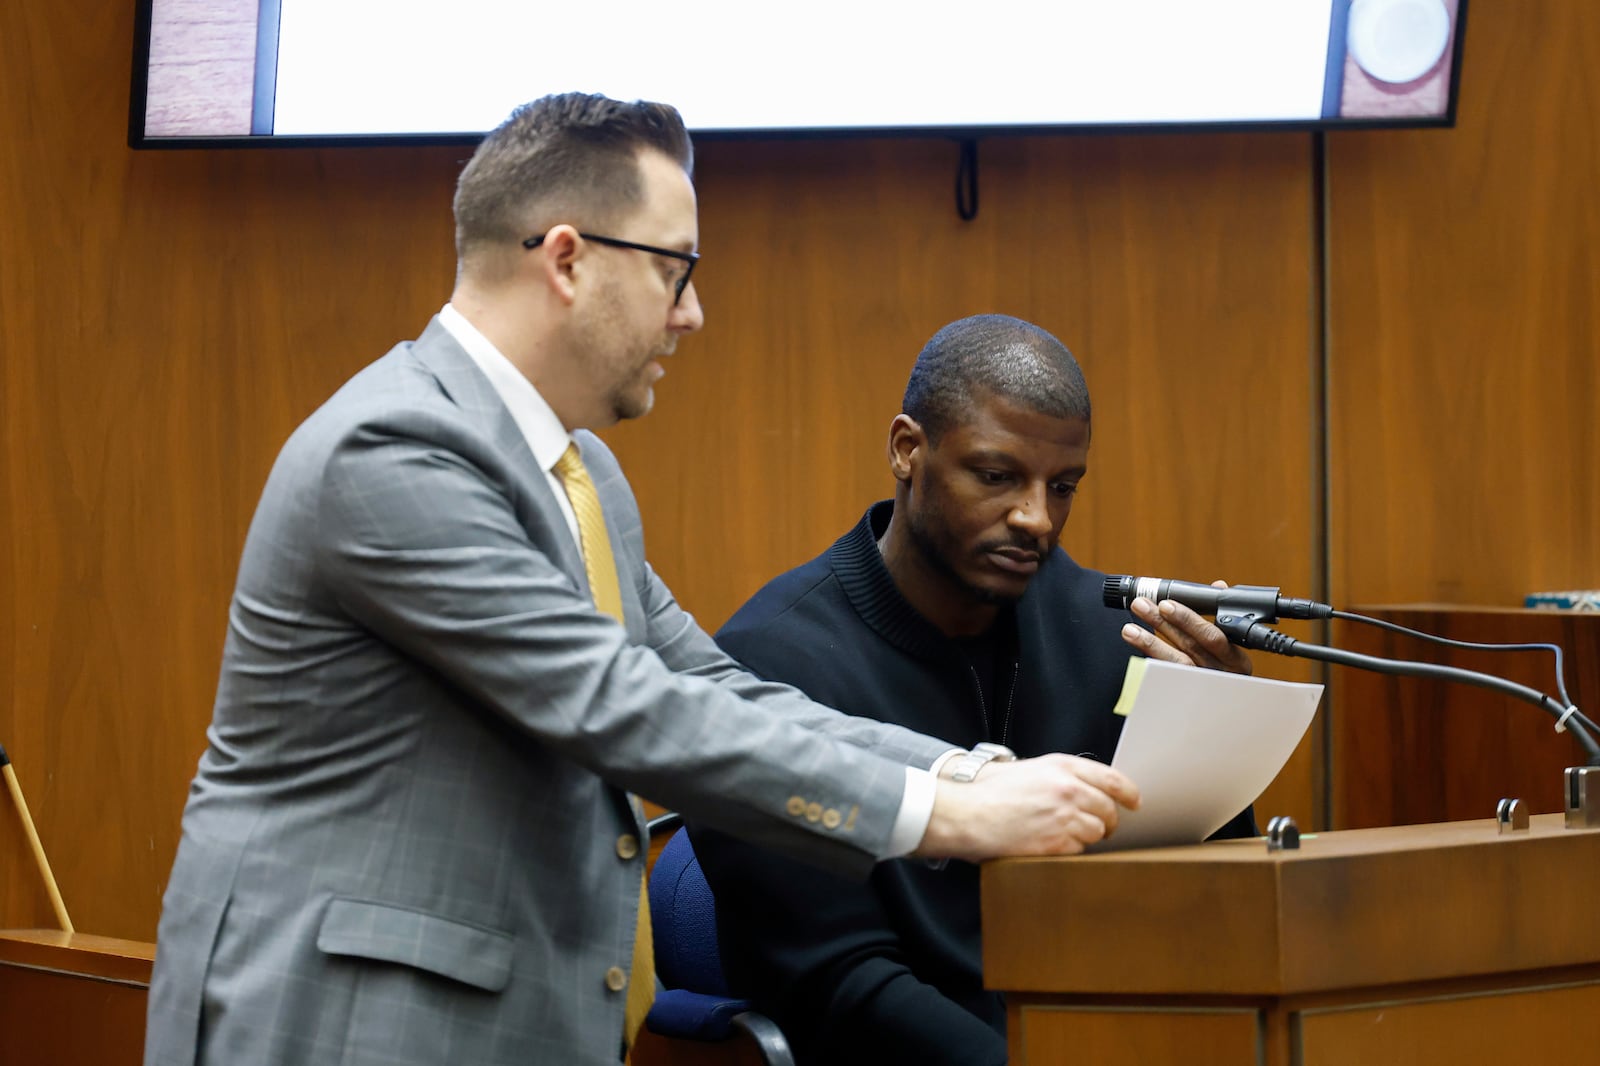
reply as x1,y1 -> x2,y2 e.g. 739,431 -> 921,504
903,315 -> 1090,442
453,92 -> 694,267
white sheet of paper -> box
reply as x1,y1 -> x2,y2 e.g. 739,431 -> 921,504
1089,658 -> 1323,852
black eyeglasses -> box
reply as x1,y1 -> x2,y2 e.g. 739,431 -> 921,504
522,232 -> 700,306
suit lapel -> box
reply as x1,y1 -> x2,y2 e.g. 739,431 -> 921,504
405,318 -> 589,593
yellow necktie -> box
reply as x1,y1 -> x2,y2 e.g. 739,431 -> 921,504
554,442 -> 625,623
553,442 -> 654,1048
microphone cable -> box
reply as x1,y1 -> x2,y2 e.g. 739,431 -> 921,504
1328,608 -> 1598,741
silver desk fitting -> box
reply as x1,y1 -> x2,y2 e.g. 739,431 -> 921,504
1266,815 -> 1300,852
1495,797 -> 1530,833
1566,767 -> 1600,829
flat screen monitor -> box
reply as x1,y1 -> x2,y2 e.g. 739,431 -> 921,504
130,0 -> 1468,148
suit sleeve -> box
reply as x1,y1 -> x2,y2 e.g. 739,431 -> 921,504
312,412 -> 933,875
580,432 -> 951,772
691,824 -> 1007,1066
633,560 -> 954,770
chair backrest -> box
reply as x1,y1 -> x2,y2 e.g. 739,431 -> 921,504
647,828 -> 731,997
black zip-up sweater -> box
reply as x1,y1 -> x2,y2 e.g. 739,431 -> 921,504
691,502 -> 1254,1065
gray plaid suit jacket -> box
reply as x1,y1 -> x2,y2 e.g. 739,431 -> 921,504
144,318 -> 949,1066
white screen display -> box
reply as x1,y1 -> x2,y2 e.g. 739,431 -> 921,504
135,0 -> 1463,142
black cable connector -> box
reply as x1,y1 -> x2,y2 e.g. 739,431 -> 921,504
955,139 -> 979,221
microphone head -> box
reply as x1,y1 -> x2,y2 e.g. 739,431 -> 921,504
1102,575 -> 1134,609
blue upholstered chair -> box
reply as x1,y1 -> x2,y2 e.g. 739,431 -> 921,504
645,813 -> 795,1066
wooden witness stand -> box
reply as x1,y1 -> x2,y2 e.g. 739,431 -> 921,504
4,827 -> 1598,1065
1331,606 -> 1600,829
983,814 -> 1600,1065
1,742 -> 154,1064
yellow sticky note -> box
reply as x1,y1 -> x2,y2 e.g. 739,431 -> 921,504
1112,657 -> 1149,718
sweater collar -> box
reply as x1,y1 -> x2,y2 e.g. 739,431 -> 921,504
828,501 -> 1015,662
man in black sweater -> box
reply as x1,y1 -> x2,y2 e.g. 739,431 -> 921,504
690,314 -> 1256,1065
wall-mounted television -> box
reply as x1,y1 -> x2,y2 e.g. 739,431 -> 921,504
130,0 -> 1467,148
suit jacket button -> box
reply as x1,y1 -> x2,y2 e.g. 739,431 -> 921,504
617,834 -> 640,860
822,808 -> 842,829
786,795 -> 806,816
604,966 -> 627,992
804,802 -> 822,823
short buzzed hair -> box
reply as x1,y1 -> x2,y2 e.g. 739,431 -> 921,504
903,315 -> 1090,442
453,92 -> 693,271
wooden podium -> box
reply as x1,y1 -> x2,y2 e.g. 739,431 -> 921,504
983,815 -> 1600,1065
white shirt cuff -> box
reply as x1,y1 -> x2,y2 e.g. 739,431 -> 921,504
884,749 -> 964,858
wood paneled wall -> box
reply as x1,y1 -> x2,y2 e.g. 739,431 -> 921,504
1,0 -> 1588,941
2,4 -> 466,937
1321,0 -> 1600,825
607,133 -> 1318,629
1325,0 -> 1600,606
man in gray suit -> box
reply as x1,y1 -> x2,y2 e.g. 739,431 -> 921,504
144,94 -> 1147,1066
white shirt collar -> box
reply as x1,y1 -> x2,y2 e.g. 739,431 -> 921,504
438,303 -> 571,475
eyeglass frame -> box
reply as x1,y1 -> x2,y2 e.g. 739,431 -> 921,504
522,231 -> 700,306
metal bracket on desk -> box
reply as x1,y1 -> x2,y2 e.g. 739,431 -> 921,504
1566,767 -> 1600,828
1495,797 -> 1530,833
1266,816 -> 1300,851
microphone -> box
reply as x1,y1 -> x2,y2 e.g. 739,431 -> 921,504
1101,575 -> 1333,622
1101,579 -> 1600,767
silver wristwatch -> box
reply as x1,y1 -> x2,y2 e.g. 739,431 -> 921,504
949,742 -> 1017,782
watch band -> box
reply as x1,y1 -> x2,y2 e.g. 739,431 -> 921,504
949,742 -> 1017,783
